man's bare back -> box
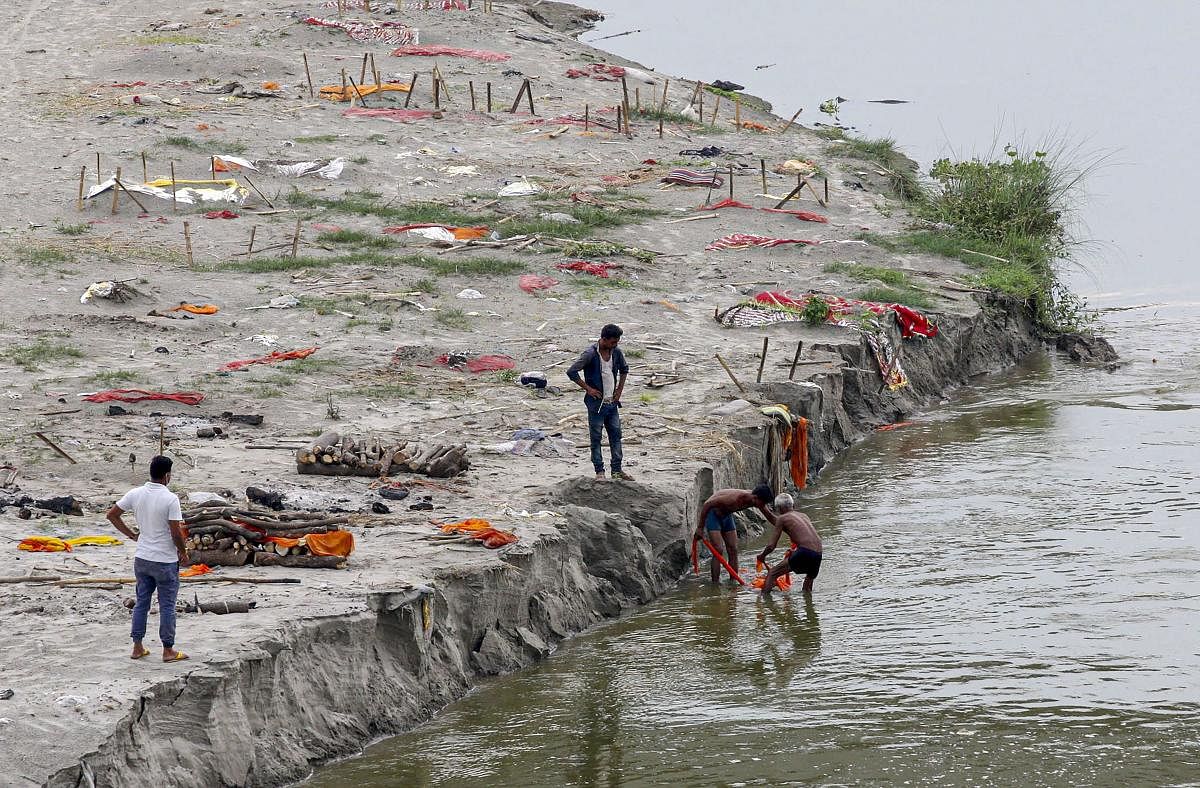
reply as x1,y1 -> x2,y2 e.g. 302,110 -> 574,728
776,511 -> 821,554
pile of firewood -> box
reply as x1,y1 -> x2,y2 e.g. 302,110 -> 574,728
296,430 -> 468,479
182,502 -> 350,569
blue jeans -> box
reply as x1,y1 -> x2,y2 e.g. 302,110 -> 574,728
588,402 -> 623,474
131,557 -> 180,648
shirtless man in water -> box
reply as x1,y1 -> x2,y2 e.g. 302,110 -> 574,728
757,493 -> 823,594
694,484 -> 775,584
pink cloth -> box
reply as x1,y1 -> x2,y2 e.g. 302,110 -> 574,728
519,274 -> 559,293
342,108 -> 436,123
391,45 -> 510,62
566,64 -> 626,81
706,234 -> 817,250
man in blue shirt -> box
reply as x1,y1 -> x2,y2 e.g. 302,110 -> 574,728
567,324 -> 631,480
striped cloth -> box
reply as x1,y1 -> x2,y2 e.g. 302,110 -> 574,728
662,168 -> 724,187
320,1 -> 464,8
303,17 -> 419,45
705,233 -> 816,251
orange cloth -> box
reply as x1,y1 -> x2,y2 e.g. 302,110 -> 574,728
739,120 -> 772,132
751,573 -> 792,591
319,82 -> 411,102
168,303 -> 219,315
262,81 -> 280,90
305,530 -> 354,557
438,519 -> 518,548
180,564 -> 212,577
439,518 -> 492,533
262,536 -> 301,549
785,417 -> 809,490
17,536 -> 71,552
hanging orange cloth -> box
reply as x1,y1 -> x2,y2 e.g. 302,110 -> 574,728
790,417 -> 808,490
305,530 -> 355,557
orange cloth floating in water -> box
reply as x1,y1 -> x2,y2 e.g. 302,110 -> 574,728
751,573 -> 792,591
305,530 -> 355,557
168,303 -> 219,315
18,536 -> 71,552
180,563 -> 212,577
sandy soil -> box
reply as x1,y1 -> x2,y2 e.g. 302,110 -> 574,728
0,1 -> 982,783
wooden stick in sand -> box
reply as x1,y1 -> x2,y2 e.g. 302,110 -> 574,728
635,86 -> 640,112
170,161 -> 178,212
404,72 -> 418,107
659,115 -> 664,139
158,421 -> 164,454
303,52 -> 315,98
469,80 -> 476,111
788,341 -> 804,380
659,78 -> 670,114
525,78 -> 535,115
77,165 -> 86,211
508,79 -> 528,113
141,151 -> 148,183
114,177 -> 149,214
486,81 -> 492,113
183,221 -> 193,266
824,177 -> 830,204
291,218 -> 302,259
756,336 -> 769,383
348,74 -> 370,107
760,159 -> 767,193
714,354 -> 746,393
110,166 -> 121,214
728,164 -> 734,200
95,152 -> 101,184
709,93 -> 722,125
33,432 -> 76,464
210,156 -> 217,181
584,103 -> 589,132
371,53 -> 379,88
780,108 -> 802,134
621,76 -> 631,132
773,178 -> 804,209
433,71 -> 440,109
360,53 -> 368,86
735,98 -> 741,130
248,225 -> 257,255
241,173 -> 274,208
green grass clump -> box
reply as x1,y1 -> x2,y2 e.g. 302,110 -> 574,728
354,383 -> 417,400
433,308 -> 472,330
856,286 -> 934,310
2,341 -> 83,371
88,370 -> 142,385
134,33 -> 207,46
294,134 -> 339,144
830,135 -> 923,201
160,136 -> 247,154
287,191 -> 492,227
823,262 -> 913,287
404,255 -> 525,277
316,229 -> 397,249
53,221 -> 90,237
12,244 -> 73,268
298,296 -> 360,316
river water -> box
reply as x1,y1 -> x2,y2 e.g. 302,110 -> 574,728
310,3 -> 1200,785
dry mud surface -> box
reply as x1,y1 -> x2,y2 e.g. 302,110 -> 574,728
0,2 -> 1041,785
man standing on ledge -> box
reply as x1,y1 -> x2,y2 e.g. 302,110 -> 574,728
694,484 -> 776,584
757,493 -> 823,594
567,323 -> 632,480
107,455 -> 190,662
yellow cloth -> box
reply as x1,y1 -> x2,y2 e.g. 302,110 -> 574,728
64,535 -> 123,548
18,536 -> 70,552
319,83 -> 411,102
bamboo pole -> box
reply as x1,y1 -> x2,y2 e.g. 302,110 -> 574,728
760,159 -> 767,193
780,108 -> 802,134
241,173 -> 274,208
469,80 -> 476,111
347,74 -> 369,107
584,103 -> 589,132
170,162 -> 178,212
714,354 -> 746,393
709,93 -> 721,125
114,177 -> 149,214
525,78 -> 534,115
788,341 -> 804,380
33,432 -> 76,464
756,336 -> 769,383
77,165 -> 86,211
95,152 -> 101,184
359,53 -> 368,86
291,218 -> 302,259
824,177 -> 830,204
303,52 -> 315,98
728,164 -> 734,200
183,221 -> 193,266
486,81 -> 492,113
659,78 -> 670,114
248,225 -> 257,255
735,98 -> 741,130
404,72 -> 418,107
110,166 -> 121,214
141,151 -> 148,183
210,156 -> 216,181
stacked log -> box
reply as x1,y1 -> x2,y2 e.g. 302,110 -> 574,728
182,502 -> 351,569
295,430 -> 468,478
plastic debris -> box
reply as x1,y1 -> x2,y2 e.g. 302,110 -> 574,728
456,288 -> 484,299
498,180 -> 541,197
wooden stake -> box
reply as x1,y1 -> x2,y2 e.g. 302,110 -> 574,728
824,177 -> 830,204
114,177 -> 150,214
210,156 -> 217,181
291,218 -> 302,259
371,53 -> 379,88
34,432 -> 77,465
616,105 -> 623,135
360,53 -> 368,86
620,76 -> 631,132
760,159 -> 767,194
141,151 -> 148,183
635,86 -> 640,112
347,74 -> 370,107
111,166 -> 121,214
405,72 -> 418,107
469,80 -> 476,111
780,108 -> 802,134
773,178 -> 804,209
486,81 -> 492,112
658,115 -> 663,139
302,53 -> 315,98
659,78 -> 670,114
95,152 -> 101,184
698,86 -> 704,120
170,161 -> 178,212
728,164 -> 734,201
735,98 -> 741,130
433,72 -> 440,109
508,79 -> 527,113
788,341 -> 804,380
241,173 -> 275,208
183,221 -> 193,267
709,93 -> 721,125
77,165 -> 86,212
248,225 -> 257,255
525,78 -> 534,115
714,354 -> 746,393
159,421 -> 164,455
756,337 -> 770,383
584,103 -> 589,132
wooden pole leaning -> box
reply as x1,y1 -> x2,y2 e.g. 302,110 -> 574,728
757,337 -> 769,383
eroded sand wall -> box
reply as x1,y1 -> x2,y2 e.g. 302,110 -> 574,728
45,295 -> 1039,787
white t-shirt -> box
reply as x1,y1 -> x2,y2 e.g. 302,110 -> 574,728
116,482 -> 184,563
600,351 -> 616,402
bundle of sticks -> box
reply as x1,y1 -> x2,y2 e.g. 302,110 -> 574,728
296,430 -> 468,479
182,502 -> 351,569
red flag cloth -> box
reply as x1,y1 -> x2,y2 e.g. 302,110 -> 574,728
391,45 -> 511,62
519,274 -> 559,292
753,291 -> 939,339
342,108 -> 435,123
703,198 -> 828,224
218,347 -> 317,373
565,64 -> 626,81
706,234 -> 816,250
82,389 -> 205,405
435,354 -> 516,373
555,261 -> 618,278
204,210 -> 239,219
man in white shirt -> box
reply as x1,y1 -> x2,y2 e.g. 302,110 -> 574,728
107,455 -> 190,662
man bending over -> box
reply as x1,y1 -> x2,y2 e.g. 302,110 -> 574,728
694,484 -> 775,584
757,493 -> 823,594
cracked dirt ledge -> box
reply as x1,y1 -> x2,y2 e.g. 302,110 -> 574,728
32,294 -> 1039,788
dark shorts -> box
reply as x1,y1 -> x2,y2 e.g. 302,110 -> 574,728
788,546 -> 822,577
704,510 -> 736,533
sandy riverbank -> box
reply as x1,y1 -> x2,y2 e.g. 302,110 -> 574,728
1,1 -> 1044,785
